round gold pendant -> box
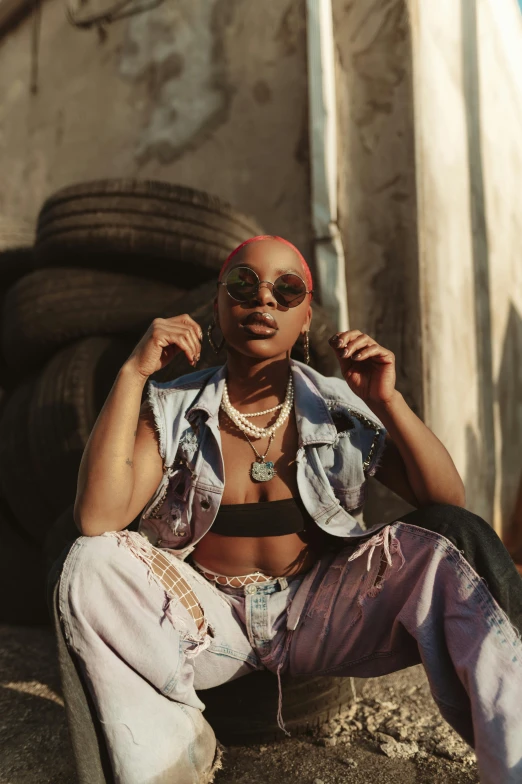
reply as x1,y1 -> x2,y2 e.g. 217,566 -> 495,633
250,460 -> 276,482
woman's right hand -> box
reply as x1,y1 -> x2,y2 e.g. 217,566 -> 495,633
125,314 -> 203,380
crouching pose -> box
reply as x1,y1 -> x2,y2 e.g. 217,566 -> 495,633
59,235 -> 522,784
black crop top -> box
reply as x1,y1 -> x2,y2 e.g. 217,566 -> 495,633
211,497 -> 315,537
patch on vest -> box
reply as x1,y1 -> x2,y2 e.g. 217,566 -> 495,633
179,429 -> 199,462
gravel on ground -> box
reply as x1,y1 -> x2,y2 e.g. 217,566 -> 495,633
0,624 -> 479,784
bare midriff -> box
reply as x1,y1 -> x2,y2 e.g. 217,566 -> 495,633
192,410 -> 325,586
193,532 -> 318,581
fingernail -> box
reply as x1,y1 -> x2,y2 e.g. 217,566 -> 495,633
342,348 -> 351,358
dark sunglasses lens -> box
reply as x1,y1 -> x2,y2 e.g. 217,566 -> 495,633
274,274 -> 307,307
226,267 -> 258,300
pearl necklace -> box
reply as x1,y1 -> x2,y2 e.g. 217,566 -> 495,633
242,403 -> 283,417
221,376 -> 294,440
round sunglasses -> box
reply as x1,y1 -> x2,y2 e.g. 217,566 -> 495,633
219,266 -> 313,308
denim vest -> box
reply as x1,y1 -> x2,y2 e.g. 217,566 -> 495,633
138,360 -> 387,559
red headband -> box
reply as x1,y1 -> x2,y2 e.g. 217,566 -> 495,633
218,235 -> 313,292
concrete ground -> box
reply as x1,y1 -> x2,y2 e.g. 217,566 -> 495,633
0,624 -> 479,784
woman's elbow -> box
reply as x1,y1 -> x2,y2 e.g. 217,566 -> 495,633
430,483 -> 466,509
73,501 -> 122,537
450,476 -> 467,508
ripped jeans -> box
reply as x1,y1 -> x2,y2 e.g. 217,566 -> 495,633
57,505 -> 522,784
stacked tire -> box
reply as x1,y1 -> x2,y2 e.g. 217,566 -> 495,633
0,216 -> 45,624
0,180 -> 265,625
0,180 -> 346,742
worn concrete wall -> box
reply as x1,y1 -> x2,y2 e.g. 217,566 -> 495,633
334,0 -> 420,524
3,0 -> 522,534
334,0 -> 421,417
336,0 -> 522,532
475,0 -> 522,535
410,0 -> 487,519
411,0 -> 522,533
0,0 -> 312,257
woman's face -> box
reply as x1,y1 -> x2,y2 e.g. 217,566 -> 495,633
216,239 -> 312,361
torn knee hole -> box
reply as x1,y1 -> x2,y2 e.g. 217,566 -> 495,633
367,552 -> 389,597
376,552 -> 388,581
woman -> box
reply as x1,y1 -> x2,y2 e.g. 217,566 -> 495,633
60,235 -> 522,784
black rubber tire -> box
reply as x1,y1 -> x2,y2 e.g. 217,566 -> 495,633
152,300 -> 339,383
1,268 -> 215,374
201,669 -> 354,744
0,248 -> 34,293
0,217 -> 35,388
0,499 -> 49,625
0,381 -> 57,542
28,337 -> 136,520
43,506 -> 79,579
35,180 -> 264,287
0,216 -> 35,290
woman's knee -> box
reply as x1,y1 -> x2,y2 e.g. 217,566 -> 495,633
60,533 -> 134,608
64,533 -> 206,631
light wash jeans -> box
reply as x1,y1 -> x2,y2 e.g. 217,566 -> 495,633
58,509 -> 522,784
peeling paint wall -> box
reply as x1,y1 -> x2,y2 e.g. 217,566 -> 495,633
119,1 -> 233,164
0,0 -> 311,256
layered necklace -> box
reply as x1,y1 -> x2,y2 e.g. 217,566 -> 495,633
221,375 -> 294,482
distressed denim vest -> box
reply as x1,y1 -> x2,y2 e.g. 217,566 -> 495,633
138,360 -> 387,559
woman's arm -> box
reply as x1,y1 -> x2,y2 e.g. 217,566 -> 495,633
74,314 -> 203,536
328,330 -> 465,508
74,367 -> 162,536
369,396 -> 465,507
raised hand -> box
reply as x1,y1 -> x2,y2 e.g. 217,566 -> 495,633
126,314 -> 203,380
328,330 -> 396,406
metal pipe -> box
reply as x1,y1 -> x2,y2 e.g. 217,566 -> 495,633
306,0 -> 349,332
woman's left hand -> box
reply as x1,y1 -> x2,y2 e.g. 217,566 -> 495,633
328,330 -> 396,407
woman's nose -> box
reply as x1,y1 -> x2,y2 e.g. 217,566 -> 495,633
255,282 -> 277,307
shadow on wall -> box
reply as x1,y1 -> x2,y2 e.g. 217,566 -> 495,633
464,424 -> 485,520
461,0 -> 496,523
497,303 -> 522,548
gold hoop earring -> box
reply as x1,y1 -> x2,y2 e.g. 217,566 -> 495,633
207,319 -> 225,354
303,331 -> 310,365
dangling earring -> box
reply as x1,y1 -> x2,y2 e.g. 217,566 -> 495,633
303,331 -> 311,365
207,319 -> 225,354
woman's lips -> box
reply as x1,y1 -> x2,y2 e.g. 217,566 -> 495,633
240,312 -> 278,337
242,323 -> 278,337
